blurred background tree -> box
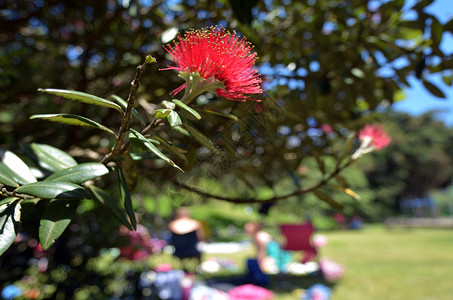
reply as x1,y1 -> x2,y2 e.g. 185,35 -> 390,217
358,110 -> 453,217
2,0 -> 451,166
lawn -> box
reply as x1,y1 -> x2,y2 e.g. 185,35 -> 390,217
160,224 -> 453,300
322,225 -> 453,300
9,224 -> 452,299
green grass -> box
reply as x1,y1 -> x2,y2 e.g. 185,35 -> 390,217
322,225 -> 453,300
147,225 -> 453,299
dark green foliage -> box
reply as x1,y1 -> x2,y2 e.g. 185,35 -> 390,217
39,199 -> 79,250
0,201 -> 21,256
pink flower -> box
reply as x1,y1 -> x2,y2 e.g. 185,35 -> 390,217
164,27 -> 262,101
359,124 -> 391,150
320,124 -> 333,134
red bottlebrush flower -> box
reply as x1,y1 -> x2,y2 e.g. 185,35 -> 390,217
164,27 -> 262,101
359,124 -> 391,150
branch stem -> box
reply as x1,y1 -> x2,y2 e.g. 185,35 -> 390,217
176,159 -> 354,204
1,187 -> 35,200
140,118 -> 164,135
101,55 -> 155,163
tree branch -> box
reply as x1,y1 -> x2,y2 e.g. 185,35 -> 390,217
101,55 -> 156,163
1,187 -> 35,200
175,159 -> 353,204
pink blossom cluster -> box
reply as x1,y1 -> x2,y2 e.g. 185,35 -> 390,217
359,124 -> 391,150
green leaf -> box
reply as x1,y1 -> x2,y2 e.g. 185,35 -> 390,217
334,174 -> 350,188
400,20 -> 425,30
0,149 -> 37,186
116,168 -> 136,230
430,17 -> 443,48
411,0 -> 434,10
167,111 -> 182,127
172,125 -> 191,137
39,199 -> 78,250
391,0 -> 404,11
110,95 -> 146,125
90,186 -> 133,230
117,152 -> 138,191
0,201 -> 21,256
313,190 -> 343,210
422,80 -> 446,99
394,89 -> 406,102
444,18 -> 453,34
38,88 -> 124,114
200,108 -> 239,121
398,27 -> 423,41
336,133 -> 355,168
16,182 -> 91,200
332,184 -> 361,200
155,109 -> 172,119
183,123 -> 224,157
30,114 -> 116,137
129,129 -> 183,172
129,133 -> 160,152
21,143 -> 78,172
129,153 -> 158,160
441,75 -> 453,87
151,136 -> 188,162
0,172 -> 18,188
45,163 -> 109,184
145,55 -> 157,64
0,197 -> 18,207
161,100 -> 176,110
172,99 -> 201,120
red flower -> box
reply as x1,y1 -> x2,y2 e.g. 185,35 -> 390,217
164,27 -> 262,101
359,124 -> 391,150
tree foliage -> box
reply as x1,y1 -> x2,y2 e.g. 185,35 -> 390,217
0,0 -> 452,271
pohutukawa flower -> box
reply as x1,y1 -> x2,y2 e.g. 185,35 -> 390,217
352,124 -> 391,160
163,27 -> 263,102
358,124 -> 391,150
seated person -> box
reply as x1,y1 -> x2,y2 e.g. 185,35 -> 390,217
245,222 -> 277,273
168,207 -> 204,271
245,222 -> 292,274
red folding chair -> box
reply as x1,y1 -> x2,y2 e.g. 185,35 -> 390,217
280,221 -> 318,264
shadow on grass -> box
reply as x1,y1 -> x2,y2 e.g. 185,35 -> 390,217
199,272 -> 337,294
269,274 -> 336,292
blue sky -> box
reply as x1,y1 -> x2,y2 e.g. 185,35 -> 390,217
392,0 -> 453,126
